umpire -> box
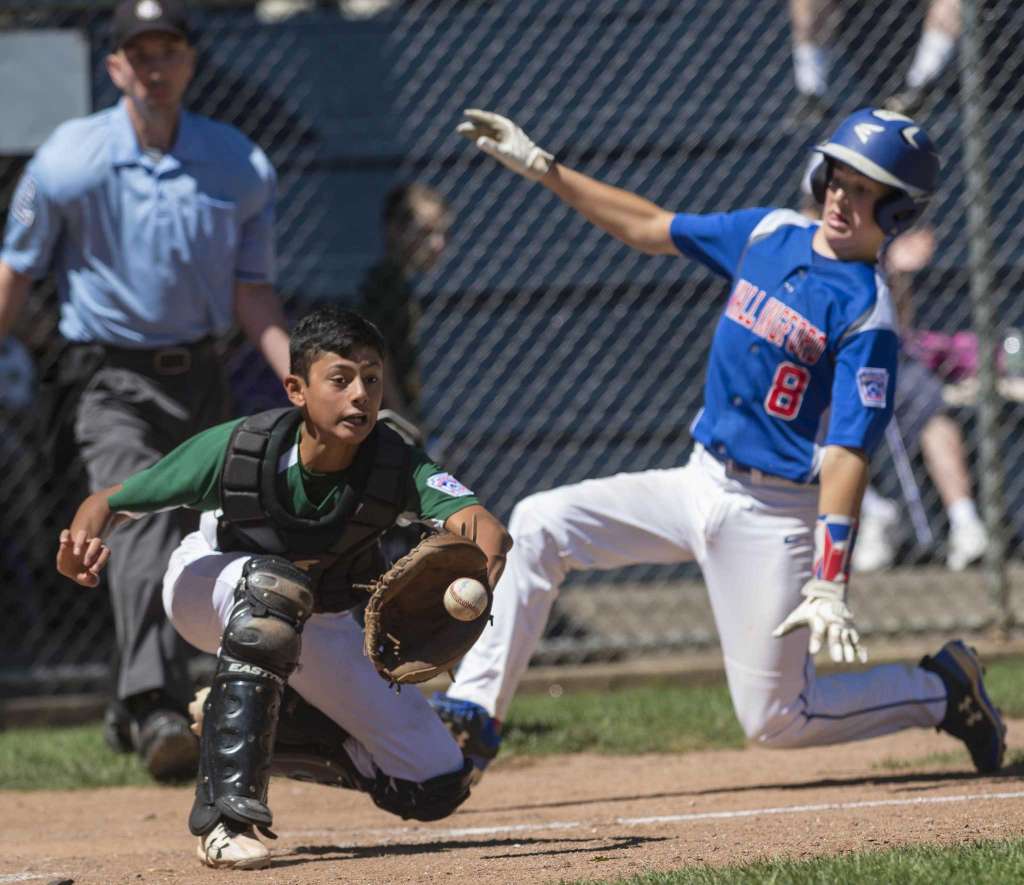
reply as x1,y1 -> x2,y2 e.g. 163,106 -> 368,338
0,0 -> 289,780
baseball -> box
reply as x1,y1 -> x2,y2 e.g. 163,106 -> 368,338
444,577 -> 488,621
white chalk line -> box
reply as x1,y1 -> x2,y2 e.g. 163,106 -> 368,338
283,788 -> 1024,846
8,789 -> 1020,879
0,876 -> 72,884
617,789 -> 1024,825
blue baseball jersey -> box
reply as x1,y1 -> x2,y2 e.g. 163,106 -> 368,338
0,99 -> 276,347
671,208 -> 899,483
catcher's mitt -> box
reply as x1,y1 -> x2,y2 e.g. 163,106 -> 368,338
363,530 -> 491,686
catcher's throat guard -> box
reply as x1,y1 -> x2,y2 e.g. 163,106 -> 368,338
362,530 -> 491,686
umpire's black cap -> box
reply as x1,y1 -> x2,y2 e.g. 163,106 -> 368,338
112,0 -> 191,49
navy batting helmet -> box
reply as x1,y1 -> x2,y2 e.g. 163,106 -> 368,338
810,108 -> 940,236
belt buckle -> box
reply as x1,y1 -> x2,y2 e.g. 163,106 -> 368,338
153,347 -> 191,375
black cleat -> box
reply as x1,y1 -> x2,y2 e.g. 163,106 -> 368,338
135,709 -> 200,782
920,640 -> 1006,774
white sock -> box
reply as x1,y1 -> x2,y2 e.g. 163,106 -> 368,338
793,42 -> 829,96
947,497 -> 981,531
906,28 -> 957,89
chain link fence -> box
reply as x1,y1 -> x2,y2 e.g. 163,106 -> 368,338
2,0 -> 1023,698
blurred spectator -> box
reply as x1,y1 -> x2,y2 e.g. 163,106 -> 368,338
883,0 -> 961,116
357,182 -> 451,432
255,0 -> 395,22
788,0 -> 960,126
853,228 -> 987,572
788,0 -> 838,126
255,0 -> 315,21
0,1 -> 288,778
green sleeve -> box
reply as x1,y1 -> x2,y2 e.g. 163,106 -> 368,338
107,418 -> 244,513
407,448 -> 480,522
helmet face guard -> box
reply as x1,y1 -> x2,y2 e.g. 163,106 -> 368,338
811,108 -> 940,236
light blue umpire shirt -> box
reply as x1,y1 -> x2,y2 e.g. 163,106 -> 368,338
1,98 -> 277,348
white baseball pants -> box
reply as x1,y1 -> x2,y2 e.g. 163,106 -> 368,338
448,445 -> 947,747
162,526 -> 465,783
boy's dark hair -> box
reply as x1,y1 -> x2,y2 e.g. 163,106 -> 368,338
289,307 -> 386,380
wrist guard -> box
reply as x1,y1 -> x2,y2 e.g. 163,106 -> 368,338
813,514 -> 858,584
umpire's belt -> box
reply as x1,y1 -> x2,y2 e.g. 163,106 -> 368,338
701,444 -> 817,488
95,336 -> 216,376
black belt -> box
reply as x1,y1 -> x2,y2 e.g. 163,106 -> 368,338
86,337 -> 216,376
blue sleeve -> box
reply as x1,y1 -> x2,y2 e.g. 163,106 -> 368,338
825,327 -> 900,454
0,159 -> 62,279
669,207 -> 773,279
234,146 -> 277,284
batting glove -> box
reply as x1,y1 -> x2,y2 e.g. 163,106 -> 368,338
773,578 -> 868,664
456,109 -> 554,181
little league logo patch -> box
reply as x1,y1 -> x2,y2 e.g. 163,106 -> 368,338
856,367 -> 889,408
426,473 -> 474,497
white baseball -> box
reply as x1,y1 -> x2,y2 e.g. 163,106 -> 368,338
443,577 -> 488,621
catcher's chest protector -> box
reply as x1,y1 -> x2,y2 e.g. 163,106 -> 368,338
217,408 -> 410,609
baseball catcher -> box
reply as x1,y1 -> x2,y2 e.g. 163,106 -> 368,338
57,307 -> 511,870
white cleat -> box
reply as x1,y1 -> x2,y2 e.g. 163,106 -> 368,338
948,520 -> 988,571
197,820 -> 271,870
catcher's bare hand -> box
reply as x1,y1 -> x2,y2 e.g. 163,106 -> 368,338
456,109 -> 554,181
773,578 -> 867,664
57,528 -> 111,587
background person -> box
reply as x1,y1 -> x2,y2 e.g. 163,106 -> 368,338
357,182 -> 451,433
854,227 -> 988,572
788,0 -> 960,125
0,0 -> 289,780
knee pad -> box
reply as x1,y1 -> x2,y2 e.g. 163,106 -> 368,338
222,555 -> 315,680
370,759 -> 475,822
188,558 -> 314,837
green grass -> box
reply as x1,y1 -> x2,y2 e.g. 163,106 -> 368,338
3,653 -> 1024,790
502,680 -> 744,757
568,838 -> 1024,884
972,656 -> 1024,717
871,748 -> 967,771
0,723 -> 162,790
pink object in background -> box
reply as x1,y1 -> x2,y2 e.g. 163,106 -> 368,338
904,330 -> 982,383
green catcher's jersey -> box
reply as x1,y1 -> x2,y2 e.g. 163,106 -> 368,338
108,417 -> 479,524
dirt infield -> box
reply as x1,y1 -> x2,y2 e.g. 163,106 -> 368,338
3,720 -> 1023,885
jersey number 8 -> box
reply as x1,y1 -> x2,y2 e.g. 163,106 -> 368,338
764,362 -> 810,421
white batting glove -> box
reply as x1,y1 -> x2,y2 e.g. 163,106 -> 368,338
772,578 -> 868,664
456,109 -> 555,181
